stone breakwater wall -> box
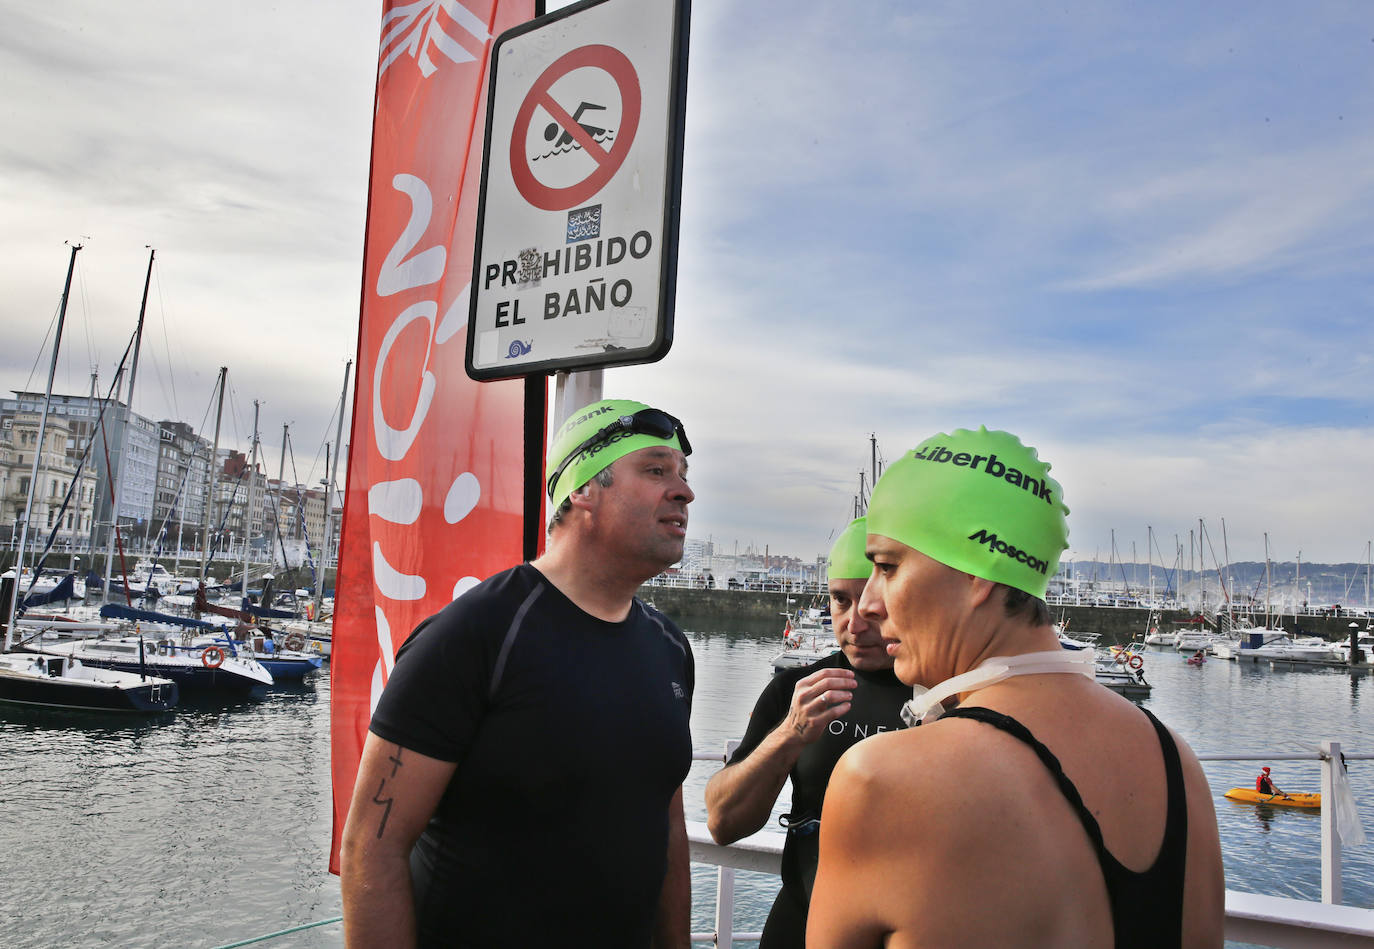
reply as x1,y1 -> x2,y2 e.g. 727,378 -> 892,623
637,587 -> 1368,645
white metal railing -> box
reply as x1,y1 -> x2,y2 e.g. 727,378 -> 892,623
643,574 -> 829,595
689,744 -> 1374,947
1043,592 -> 1374,622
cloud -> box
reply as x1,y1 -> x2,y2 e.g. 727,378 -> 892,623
5,0 -> 1374,570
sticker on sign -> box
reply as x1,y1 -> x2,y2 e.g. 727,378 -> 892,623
466,0 -> 689,381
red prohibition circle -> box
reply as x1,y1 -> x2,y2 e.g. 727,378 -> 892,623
509,44 -> 641,212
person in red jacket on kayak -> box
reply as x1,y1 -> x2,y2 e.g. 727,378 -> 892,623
1256,766 -> 1284,796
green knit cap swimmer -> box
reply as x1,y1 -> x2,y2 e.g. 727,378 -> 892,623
545,398 -> 690,510
866,427 -> 1068,599
828,517 -> 871,580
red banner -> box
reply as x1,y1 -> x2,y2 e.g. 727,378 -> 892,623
330,0 -> 538,874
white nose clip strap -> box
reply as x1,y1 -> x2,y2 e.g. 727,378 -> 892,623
900,649 -> 1096,727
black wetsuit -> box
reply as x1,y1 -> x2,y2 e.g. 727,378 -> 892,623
726,652 -> 908,949
940,706 -> 1188,949
369,564 -> 695,948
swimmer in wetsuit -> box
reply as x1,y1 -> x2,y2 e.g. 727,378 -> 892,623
705,518 -> 907,948
808,427 -> 1225,948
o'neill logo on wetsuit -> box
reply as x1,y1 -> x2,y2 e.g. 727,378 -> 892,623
912,446 -> 1055,505
967,529 -> 1050,575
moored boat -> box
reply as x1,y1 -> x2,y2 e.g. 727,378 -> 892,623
274,619 -> 333,658
771,635 -> 839,671
1174,628 -> 1223,651
0,651 -> 178,712
770,604 -> 838,671
189,631 -> 323,682
28,634 -> 273,700
1093,655 -> 1152,698
1244,635 -> 1338,664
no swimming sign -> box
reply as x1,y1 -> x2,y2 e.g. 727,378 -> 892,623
467,0 -> 690,381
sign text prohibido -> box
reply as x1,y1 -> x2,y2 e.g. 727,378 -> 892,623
466,0 -> 690,381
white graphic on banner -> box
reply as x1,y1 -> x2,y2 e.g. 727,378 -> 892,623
444,472 -> 481,523
379,0 -> 491,78
373,541 -> 427,600
452,576 -> 480,600
368,479 -> 424,524
367,170 -> 487,710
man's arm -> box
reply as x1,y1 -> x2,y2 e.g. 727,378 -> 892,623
340,732 -> 457,949
704,666 -> 857,843
652,785 -> 690,949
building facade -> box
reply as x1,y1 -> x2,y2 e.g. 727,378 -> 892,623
0,412 -> 98,555
2,390 -> 161,550
211,449 -> 268,559
153,420 -> 211,550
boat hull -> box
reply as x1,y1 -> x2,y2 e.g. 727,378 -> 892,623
771,648 -> 838,671
1224,788 -> 1321,809
256,655 -> 323,681
1094,671 -> 1152,698
0,657 -> 179,713
80,657 -> 269,699
28,640 -> 273,700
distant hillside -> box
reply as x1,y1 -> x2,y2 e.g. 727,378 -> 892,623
1058,560 -> 1374,609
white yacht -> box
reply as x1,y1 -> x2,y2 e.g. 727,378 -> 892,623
1242,635 -> 1338,664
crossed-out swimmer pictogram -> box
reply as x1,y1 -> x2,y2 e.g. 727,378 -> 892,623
509,44 -> 641,212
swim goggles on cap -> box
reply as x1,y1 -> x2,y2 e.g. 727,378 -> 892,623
900,649 -> 1096,727
546,408 -> 692,500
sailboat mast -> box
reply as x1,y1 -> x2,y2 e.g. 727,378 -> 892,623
271,423 -> 288,570
1296,550 -> 1302,624
1147,526 -> 1153,602
1264,532 -> 1271,628
84,370 -> 102,557
1221,518 -> 1233,624
198,367 -> 227,583
241,400 -> 261,604
102,247 -> 155,601
314,360 -> 351,617
5,243 -> 81,650
1197,519 -> 1204,615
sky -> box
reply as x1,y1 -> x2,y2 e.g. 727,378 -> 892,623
3,1 -> 1372,569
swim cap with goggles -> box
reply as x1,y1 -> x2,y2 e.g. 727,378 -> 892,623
828,517 -> 871,581
866,427 -> 1068,600
545,398 -> 691,510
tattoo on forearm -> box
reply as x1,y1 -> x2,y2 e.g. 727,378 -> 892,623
370,747 -> 404,839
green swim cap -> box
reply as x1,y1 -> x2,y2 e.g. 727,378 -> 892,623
828,517 -> 871,580
545,398 -> 689,510
866,427 -> 1068,599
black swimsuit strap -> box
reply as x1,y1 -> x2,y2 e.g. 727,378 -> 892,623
939,705 -> 1188,949
939,706 -> 1111,856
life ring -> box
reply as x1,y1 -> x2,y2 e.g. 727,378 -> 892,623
1128,654 -> 1144,670
1114,650 -> 1131,666
201,645 -> 226,669
284,631 -> 307,652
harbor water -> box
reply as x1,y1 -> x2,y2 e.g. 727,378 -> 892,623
1,617 -> 1371,947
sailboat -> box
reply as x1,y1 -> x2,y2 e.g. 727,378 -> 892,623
1,245 -> 179,713
0,640 -> 177,713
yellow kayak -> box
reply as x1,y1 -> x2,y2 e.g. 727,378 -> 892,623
1224,788 -> 1321,809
